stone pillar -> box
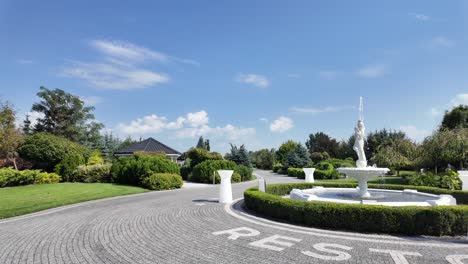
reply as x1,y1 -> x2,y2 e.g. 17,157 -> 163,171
458,170 -> 468,191
218,170 -> 233,203
258,178 -> 266,192
303,168 -> 316,183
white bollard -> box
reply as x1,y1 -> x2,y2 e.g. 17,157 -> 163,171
458,170 -> 468,191
258,178 -> 266,192
303,168 -> 316,183
218,170 -> 234,203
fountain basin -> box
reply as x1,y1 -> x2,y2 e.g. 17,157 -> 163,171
288,187 -> 457,206
337,167 -> 390,197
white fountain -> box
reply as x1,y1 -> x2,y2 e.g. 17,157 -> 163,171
288,97 -> 457,206
336,97 -> 389,198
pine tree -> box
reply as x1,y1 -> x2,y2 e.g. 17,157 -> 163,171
196,136 -> 205,149
285,144 -> 311,169
22,114 -> 32,135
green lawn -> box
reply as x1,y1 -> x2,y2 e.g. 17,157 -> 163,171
0,183 -> 149,219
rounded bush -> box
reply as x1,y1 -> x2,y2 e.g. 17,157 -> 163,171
234,165 -> 253,181
231,172 -> 242,183
244,183 -> 468,236
111,155 -> 180,186
0,168 -> 61,187
272,163 -> 282,173
72,164 -> 111,183
191,160 -> 237,184
141,173 -> 183,190
54,153 -> 85,182
287,168 -> 305,179
35,172 -> 61,184
314,161 -> 340,179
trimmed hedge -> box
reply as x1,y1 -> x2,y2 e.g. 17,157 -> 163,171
287,168 -> 305,179
72,164 -> 112,183
190,160 -> 253,184
111,155 -> 180,186
0,168 -> 61,187
272,163 -> 282,173
141,173 -> 183,191
244,183 -> 468,236
235,165 -> 253,181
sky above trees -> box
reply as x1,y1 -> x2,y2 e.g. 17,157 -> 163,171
1,0 -> 467,153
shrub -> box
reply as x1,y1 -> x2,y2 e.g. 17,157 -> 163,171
72,164 -> 112,183
19,133 -> 91,171
326,158 -> 355,169
314,161 -> 340,179
54,153 -> 85,181
111,155 -> 180,186
180,165 -> 191,180
186,148 -> 223,170
272,163 -> 282,173
231,172 -> 242,183
87,150 -> 104,165
141,173 -> 183,190
0,168 -> 60,187
287,168 -> 305,179
191,160 -> 237,184
407,170 -> 461,190
244,183 -> 468,236
234,165 -> 253,181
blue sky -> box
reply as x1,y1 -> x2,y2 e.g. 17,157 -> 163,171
1,0 -> 468,153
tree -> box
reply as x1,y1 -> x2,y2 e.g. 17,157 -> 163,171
28,86 -> 103,145
285,144 -> 311,169
305,132 -> 339,157
186,147 -> 222,170
250,149 -> 275,170
226,144 -> 251,167
441,105 -> 468,130
365,129 -> 406,161
336,136 -> 357,160
0,101 -> 23,169
276,140 -> 299,164
101,133 -> 122,161
195,136 -> 210,151
22,114 -> 32,135
371,138 -> 416,176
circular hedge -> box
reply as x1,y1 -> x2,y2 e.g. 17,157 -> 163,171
243,182 -> 468,236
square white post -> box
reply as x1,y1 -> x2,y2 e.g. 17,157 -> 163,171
458,170 -> 468,191
258,178 -> 266,192
217,170 -> 233,203
303,168 -> 316,183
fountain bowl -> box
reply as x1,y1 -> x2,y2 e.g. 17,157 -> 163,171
337,167 -> 390,198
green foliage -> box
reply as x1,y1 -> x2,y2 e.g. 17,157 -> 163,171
244,183 -> 468,236
250,149 -> 275,170
180,165 -> 191,180
141,173 -> 183,191
310,151 -> 330,163
29,86 -> 103,147
305,132 -> 339,157
407,170 -> 462,190
371,138 -> 416,175
272,162 -> 282,173
441,105 -> 468,130
72,164 -> 112,183
19,133 -> 91,171
284,144 -> 310,169
314,161 -> 340,179
234,164 -> 253,181
54,153 -> 85,181
0,168 -> 61,187
275,140 -> 298,164
186,148 -> 223,170
231,172 -> 242,183
196,136 -> 210,151
0,101 -> 23,169
100,132 -> 122,162
111,155 -> 180,186
287,168 -> 305,179
87,150 -> 104,165
365,129 -> 407,162
190,160 -> 237,184
226,144 -> 251,167
326,158 -> 355,168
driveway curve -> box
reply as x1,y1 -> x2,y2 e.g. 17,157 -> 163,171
0,170 -> 466,264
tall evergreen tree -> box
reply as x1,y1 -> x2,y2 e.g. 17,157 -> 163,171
196,136 -> 205,149
226,144 -> 251,166
22,114 -> 32,135
285,144 -> 310,169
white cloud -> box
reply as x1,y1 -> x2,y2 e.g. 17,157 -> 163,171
399,125 -> 430,142
90,40 -> 168,63
428,107 -> 442,118
80,96 -> 102,106
269,116 -> 294,133
356,64 -> 388,78
290,105 -> 352,114
451,93 -> 468,106
117,110 -> 255,141
259,117 -> 269,123
319,70 -> 338,80
431,37 -> 455,48
16,111 -> 44,128
408,12 -> 430,21
62,62 -> 169,90
236,73 -> 270,88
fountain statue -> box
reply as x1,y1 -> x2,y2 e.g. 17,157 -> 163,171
337,97 -> 389,198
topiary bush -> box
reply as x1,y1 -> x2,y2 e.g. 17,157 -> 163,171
314,161 -> 340,179
234,165 -> 253,181
287,168 -> 305,179
272,163 -> 282,173
231,172 -> 242,183
111,155 -> 180,186
141,173 -> 183,190
190,160 -> 237,184
244,183 -> 468,236
0,168 -> 61,187
72,164 -> 112,183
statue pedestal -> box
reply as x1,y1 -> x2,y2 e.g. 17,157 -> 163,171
303,168 -> 316,183
218,170 -> 233,203
458,171 -> 468,191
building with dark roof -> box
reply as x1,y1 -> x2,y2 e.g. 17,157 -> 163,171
114,137 -> 181,162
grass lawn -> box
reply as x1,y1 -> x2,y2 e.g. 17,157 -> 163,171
0,183 -> 149,219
